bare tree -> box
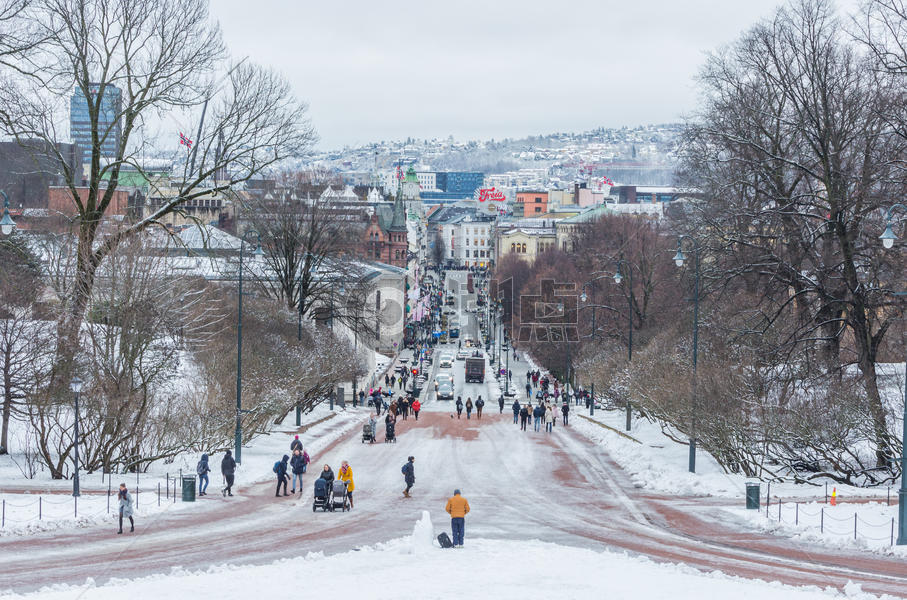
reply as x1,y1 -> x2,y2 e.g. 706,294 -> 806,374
0,235 -> 53,454
0,0 -> 316,394
678,0 -> 907,468
246,180 -> 378,338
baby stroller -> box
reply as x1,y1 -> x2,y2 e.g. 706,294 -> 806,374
362,423 -> 375,443
331,480 -> 349,512
385,421 -> 396,443
313,478 -> 330,512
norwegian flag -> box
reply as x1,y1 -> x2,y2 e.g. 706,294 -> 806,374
602,175 -> 615,187
396,165 -> 403,181
179,132 -> 193,149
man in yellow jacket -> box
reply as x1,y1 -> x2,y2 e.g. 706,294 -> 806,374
445,489 -> 470,547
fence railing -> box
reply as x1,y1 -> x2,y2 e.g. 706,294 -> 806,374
1,470 -> 192,528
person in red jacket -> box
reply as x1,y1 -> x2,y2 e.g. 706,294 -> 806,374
412,398 -> 421,420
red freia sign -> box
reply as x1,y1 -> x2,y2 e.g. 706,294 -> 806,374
477,187 -> 506,202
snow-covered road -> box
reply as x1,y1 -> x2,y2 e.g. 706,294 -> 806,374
1,410 -> 905,597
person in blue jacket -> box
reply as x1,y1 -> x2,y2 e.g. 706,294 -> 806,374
533,404 -> 544,432
196,453 -> 210,496
511,399 -> 521,424
290,449 -> 305,494
275,454 -> 289,497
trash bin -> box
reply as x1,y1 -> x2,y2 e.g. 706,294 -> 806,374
182,475 -> 196,502
745,482 -> 760,510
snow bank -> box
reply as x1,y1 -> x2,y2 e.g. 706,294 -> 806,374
721,501 -> 907,558
2,537 -> 888,600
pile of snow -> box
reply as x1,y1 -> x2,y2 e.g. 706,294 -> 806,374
3,536 -> 887,600
723,501 -> 907,557
408,511 -> 434,554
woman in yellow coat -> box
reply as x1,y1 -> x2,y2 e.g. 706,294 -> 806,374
338,460 -> 355,508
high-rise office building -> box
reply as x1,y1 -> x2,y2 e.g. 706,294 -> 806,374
70,83 -> 122,168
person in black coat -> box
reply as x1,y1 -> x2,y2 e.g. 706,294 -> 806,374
455,397 -> 463,419
275,454 -> 290,497
290,435 -> 302,452
520,405 -> 530,431
512,399 -> 521,424
561,401 -> 570,426
498,395 -> 505,414
290,449 -> 305,494
402,456 -> 415,497
319,464 -> 334,490
221,450 -> 236,497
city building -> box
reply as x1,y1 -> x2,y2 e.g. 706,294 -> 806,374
0,140 -> 82,210
362,190 -> 409,269
70,83 -> 122,169
496,224 -> 557,263
427,205 -> 495,268
515,190 -> 549,215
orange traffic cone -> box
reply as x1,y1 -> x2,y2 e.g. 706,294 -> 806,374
830,487 -> 837,506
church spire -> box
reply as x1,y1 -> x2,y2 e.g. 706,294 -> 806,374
389,185 -> 407,232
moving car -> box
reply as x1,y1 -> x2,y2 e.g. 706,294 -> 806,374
439,354 -> 454,368
437,380 -> 454,400
456,349 -> 469,360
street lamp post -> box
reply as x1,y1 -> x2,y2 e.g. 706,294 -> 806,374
878,203 -> 907,545
235,230 -> 263,465
70,376 -> 83,497
0,191 -> 17,236
673,235 -> 701,474
614,257 -> 634,431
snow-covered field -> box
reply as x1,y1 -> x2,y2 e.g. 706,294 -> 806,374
1,513 -> 893,600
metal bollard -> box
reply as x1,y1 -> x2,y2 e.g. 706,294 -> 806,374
74,496 -> 77,519
854,513 -> 857,540
795,503 -> 799,525
158,482 -> 161,506
39,496 -> 42,521
107,478 -> 111,514
821,507 -> 824,533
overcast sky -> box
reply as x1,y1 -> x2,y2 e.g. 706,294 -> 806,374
211,0 -> 858,150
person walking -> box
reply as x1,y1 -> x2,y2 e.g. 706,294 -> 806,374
498,395 -> 505,414
290,435 -> 302,452
544,403 -> 554,433
412,399 -> 421,420
533,404 -> 543,432
196,453 -> 210,496
368,415 -> 378,443
520,404 -> 530,431
445,489 -> 470,548
117,483 -> 134,534
465,397 -> 473,420
455,397 -> 463,419
526,371 -> 531,385
385,374 -> 390,387
358,389 -> 366,406
401,398 -> 409,421
402,456 -> 415,497
525,382 -> 532,398
390,374 -> 396,388
221,449 -> 236,497
561,401 -> 570,426
512,399 -> 521,424
290,449 -> 305,493
337,461 -> 355,509
475,396 -> 484,419
274,454 -> 290,497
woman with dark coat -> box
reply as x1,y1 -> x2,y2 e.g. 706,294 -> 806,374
319,464 -> 335,490
275,454 -> 290,497
221,450 -> 236,497
290,449 -> 305,494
